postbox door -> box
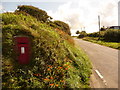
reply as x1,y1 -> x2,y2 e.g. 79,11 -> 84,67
17,44 -> 30,64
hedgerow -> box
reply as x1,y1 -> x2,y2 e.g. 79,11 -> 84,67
104,29 -> 120,42
2,12 -> 92,88
86,30 -> 120,42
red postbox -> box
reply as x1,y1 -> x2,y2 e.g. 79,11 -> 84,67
14,36 -> 31,64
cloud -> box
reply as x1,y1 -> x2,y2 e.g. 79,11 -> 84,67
100,2 -> 118,26
47,0 -> 118,35
47,2 -> 85,31
0,4 -> 3,10
0,4 -> 4,13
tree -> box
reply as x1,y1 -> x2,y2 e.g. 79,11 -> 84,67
100,26 -> 106,31
80,31 -> 87,35
78,31 -> 87,38
15,5 -> 52,22
53,20 -> 71,35
76,30 -> 80,34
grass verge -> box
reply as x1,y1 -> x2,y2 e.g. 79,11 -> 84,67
82,37 -> 120,50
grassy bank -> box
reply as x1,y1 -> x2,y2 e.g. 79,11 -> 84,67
82,37 -> 120,50
2,12 -> 92,88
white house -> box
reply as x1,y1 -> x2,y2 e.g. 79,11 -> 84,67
109,26 -> 120,29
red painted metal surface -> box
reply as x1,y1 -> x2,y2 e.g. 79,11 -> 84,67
14,36 -> 30,64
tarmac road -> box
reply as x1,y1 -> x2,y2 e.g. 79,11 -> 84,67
74,38 -> 118,88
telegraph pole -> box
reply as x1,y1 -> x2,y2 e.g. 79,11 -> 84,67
98,15 -> 100,40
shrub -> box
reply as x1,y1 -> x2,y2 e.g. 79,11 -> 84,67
15,5 -> 71,36
78,34 -> 84,38
15,5 -> 51,22
87,32 -> 99,37
104,29 -> 120,42
53,20 -> 71,35
76,30 -> 80,34
78,31 -> 87,38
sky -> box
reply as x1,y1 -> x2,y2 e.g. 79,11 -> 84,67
1,0 -> 119,36
118,1 -> 120,26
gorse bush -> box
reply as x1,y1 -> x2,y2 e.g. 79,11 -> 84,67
2,12 -> 92,88
15,5 -> 51,22
53,21 -> 71,35
54,28 -> 74,45
15,5 -> 71,36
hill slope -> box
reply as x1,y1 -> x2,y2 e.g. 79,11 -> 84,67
2,12 -> 92,88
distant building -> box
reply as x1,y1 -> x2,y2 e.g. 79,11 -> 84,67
118,1 -> 120,26
109,26 -> 120,29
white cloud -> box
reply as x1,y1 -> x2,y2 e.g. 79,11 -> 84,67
100,2 -> 118,26
0,4 -> 3,10
0,6 -> 14,13
0,4 -> 4,13
47,0 -> 118,36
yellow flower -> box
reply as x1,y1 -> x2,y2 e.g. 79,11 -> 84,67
64,64 -> 68,66
49,83 -> 54,86
47,68 -> 51,71
56,84 -> 59,87
48,65 -> 52,68
50,66 -> 53,68
58,67 -> 62,69
67,65 -> 71,68
60,80 -> 65,82
65,68 -> 68,70
50,77 -> 54,79
44,78 -> 50,81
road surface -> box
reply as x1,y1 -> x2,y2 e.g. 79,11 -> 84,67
74,38 -> 118,88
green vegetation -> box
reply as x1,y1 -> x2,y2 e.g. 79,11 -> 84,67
83,37 -> 120,50
15,5 -> 71,35
77,31 -> 87,38
77,29 -> 120,49
87,29 -> 120,42
104,29 -> 120,42
53,20 -> 71,35
2,5 -> 92,88
15,5 -> 52,22
0,20 -> 1,52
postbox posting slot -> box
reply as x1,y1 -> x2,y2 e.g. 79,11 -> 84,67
19,43 -> 28,44
21,47 -> 25,54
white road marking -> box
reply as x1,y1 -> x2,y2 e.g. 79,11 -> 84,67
95,70 -> 103,79
103,80 -> 107,86
95,69 -> 108,86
